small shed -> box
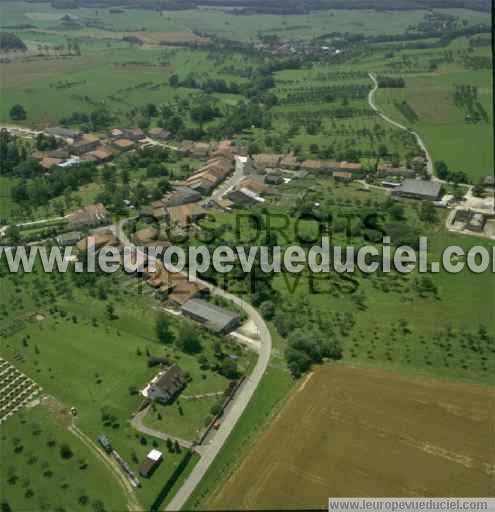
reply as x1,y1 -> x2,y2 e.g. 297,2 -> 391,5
139,449 -> 163,478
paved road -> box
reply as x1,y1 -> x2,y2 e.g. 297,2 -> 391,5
111,221 -> 273,511
210,155 -> 246,203
367,73 -> 435,179
130,406 -> 194,449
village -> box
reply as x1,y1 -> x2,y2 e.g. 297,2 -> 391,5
1,118 -> 494,505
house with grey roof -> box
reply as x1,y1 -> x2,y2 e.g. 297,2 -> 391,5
181,299 -> 241,334
141,365 -> 186,403
392,179 -> 442,201
56,231 -> 81,247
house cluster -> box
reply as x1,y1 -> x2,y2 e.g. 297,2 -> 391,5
140,186 -> 207,229
180,141 -> 235,195
35,126 -> 170,170
249,153 -> 366,181
55,203 -> 112,248
247,152 -> 426,185
138,140 -> 236,226
451,208 -> 495,236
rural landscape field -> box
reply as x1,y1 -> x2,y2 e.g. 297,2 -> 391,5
0,0 -> 493,511
209,365 -> 495,509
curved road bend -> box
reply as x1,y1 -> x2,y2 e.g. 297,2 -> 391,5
367,72 -> 435,179
131,406 -> 193,450
112,221 -> 273,511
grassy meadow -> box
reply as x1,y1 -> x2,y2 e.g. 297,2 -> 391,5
0,264 -> 252,509
373,37 -> 493,181
0,405 -> 129,512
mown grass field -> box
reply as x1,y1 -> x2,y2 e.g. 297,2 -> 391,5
0,265 -> 251,509
373,38 -> 493,181
0,45 -> 248,127
208,364 -> 495,509
0,405 -> 128,512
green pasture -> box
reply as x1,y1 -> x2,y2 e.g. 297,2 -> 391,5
0,2 -> 490,42
0,405 -> 128,512
0,265 -> 251,509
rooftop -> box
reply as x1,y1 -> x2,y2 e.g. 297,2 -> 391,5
181,298 -> 240,333
395,179 -> 442,198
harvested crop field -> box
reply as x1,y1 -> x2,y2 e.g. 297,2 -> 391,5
208,365 -> 495,509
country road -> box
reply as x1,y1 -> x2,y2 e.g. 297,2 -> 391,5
367,72 -> 435,179
131,406 -> 194,449
111,220 -> 273,512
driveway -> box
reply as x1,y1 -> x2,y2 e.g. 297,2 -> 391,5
111,221 -> 273,511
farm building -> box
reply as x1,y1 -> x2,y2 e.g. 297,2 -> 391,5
467,213 -> 486,232
87,147 -> 113,163
238,177 -> 270,196
183,141 -> 211,158
167,203 -> 207,228
145,262 -> 210,305
148,127 -> 170,140
392,179 -> 442,201
56,231 -> 81,247
40,156 -> 63,170
76,231 -> 117,252
279,153 -> 300,170
142,365 -> 186,403
68,203 -> 111,230
71,133 -> 100,155
164,187 -> 202,207
483,176 -> 494,188
265,174 -> 284,185
253,153 -> 283,171
226,189 -> 260,207
338,161 -> 363,176
184,156 -> 234,195
139,449 -> 163,478
181,298 -> 241,334
168,275 -> 209,306
44,126 -> 80,140
300,159 -> 338,172
123,128 -> 146,141
333,171 -> 353,182
109,128 -> 124,139
112,138 -> 136,152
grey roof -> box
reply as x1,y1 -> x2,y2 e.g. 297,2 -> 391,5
44,126 -> 80,139
395,179 -> 442,199
165,187 -> 202,207
57,231 -> 81,244
181,299 -> 240,333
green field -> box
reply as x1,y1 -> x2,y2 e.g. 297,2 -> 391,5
0,405 -> 128,512
373,38 -> 493,181
1,2 -> 489,43
0,264 -> 253,510
0,177 -> 18,222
